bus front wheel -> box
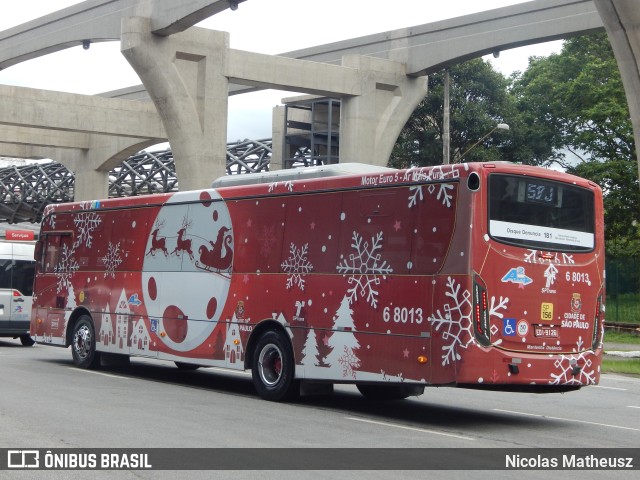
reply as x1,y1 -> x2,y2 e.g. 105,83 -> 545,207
71,316 -> 100,369
251,330 -> 298,401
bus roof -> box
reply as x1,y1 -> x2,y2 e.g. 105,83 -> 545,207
210,163 -> 397,188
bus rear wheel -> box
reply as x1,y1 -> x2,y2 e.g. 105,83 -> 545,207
20,334 -> 35,346
71,315 -> 100,369
251,330 -> 298,401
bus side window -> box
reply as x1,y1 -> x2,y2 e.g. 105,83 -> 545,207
43,233 -> 73,273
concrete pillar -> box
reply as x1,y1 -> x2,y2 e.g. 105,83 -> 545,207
270,105 -> 285,171
66,152 -> 110,201
121,17 -> 229,190
65,137 -> 156,201
339,55 -> 428,167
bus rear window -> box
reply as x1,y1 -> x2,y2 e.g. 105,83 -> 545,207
488,174 -> 595,252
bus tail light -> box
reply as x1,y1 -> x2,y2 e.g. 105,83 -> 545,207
592,292 -> 604,349
12,289 -> 23,297
473,275 -> 491,347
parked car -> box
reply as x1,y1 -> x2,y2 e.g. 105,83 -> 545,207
0,241 -> 35,346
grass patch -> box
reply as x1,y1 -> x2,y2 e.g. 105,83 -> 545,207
603,330 -> 640,345
601,358 -> 640,376
606,293 -> 640,323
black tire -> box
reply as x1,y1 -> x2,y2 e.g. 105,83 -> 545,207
251,330 -> 298,401
19,334 -> 35,347
357,384 -> 415,401
71,315 -> 100,369
175,362 -> 200,370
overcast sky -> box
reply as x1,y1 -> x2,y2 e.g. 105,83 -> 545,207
0,0 -> 563,141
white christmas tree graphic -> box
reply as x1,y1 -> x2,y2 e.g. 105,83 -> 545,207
300,329 -> 320,367
281,242 -> 313,290
63,283 -> 77,337
324,295 -> 361,379
336,231 -> 392,308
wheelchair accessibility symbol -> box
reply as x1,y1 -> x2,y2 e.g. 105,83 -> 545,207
502,318 -> 517,336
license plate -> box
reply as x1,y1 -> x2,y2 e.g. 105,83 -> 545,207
534,326 -> 559,338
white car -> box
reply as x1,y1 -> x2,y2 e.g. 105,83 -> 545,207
0,242 -> 35,346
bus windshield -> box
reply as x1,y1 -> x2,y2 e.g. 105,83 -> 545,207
488,173 -> 595,252
0,259 -> 35,296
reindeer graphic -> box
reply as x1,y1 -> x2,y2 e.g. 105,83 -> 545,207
171,216 -> 194,261
146,219 -> 169,257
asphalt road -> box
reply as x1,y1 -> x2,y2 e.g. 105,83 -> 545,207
1,337 -> 638,480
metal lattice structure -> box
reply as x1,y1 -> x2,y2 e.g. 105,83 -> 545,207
0,138 -> 272,224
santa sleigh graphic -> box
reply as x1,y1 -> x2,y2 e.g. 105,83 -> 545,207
195,226 -> 234,273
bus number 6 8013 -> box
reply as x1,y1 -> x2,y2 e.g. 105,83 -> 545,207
383,306 -> 424,324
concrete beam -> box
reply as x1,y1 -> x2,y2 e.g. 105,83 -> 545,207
0,84 -> 166,140
281,0 -> 604,76
151,0 -> 247,36
101,0 -> 604,101
0,134 -> 158,201
0,0 -> 238,69
0,144 -> 62,160
0,125 -> 90,149
226,49 -> 361,97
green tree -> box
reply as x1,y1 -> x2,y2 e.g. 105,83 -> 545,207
389,59 -> 513,168
511,32 -> 634,168
568,159 -> 640,256
512,32 -> 638,255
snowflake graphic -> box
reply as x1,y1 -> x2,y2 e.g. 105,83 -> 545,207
381,370 -> 405,382
489,296 -> 509,319
549,337 -> 598,386
281,243 -> 313,290
524,250 -> 575,265
259,225 -> 278,257
42,205 -> 56,228
338,345 -> 361,379
268,181 -> 294,193
101,242 -> 123,279
73,212 -> 102,249
54,243 -> 79,293
429,277 -> 474,366
407,165 -> 459,208
429,277 -> 509,366
336,231 -> 393,308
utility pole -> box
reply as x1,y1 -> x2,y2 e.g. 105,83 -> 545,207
443,70 -> 450,164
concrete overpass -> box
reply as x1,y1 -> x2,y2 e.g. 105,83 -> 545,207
0,0 -> 637,202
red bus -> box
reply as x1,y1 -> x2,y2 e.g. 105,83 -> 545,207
30,162 -> 604,401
